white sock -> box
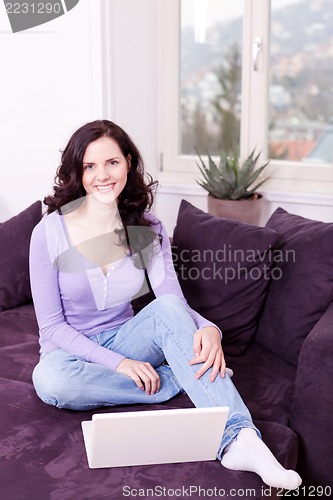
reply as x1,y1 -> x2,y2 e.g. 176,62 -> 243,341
221,428 -> 302,490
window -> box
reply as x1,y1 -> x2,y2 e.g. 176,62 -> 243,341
158,0 -> 333,185
180,0 -> 243,156
269,0 -> 333,164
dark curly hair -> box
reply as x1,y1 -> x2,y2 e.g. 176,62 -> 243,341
44,120 -> 160,257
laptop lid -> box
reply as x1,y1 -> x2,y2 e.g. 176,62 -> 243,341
81,406 -> 229,469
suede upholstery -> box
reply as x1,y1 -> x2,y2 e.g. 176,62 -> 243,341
0,201 -> 42,312
256,207 -> 333,366
1,201 -> 332,498
289,300 -> 333,487
172,201 -> 281,356
0,305 -> 298,500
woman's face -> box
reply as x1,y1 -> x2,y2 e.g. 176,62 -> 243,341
82,136 -> 130,203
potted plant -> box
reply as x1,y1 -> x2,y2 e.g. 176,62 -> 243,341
196,149 -> 269,225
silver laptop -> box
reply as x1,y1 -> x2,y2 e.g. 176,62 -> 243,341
81,406 -> 229,469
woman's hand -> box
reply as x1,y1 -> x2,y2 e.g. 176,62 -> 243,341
116,358 -> 160,395
189,327 -> 226,382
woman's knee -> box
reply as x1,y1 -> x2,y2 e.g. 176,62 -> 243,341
150,294 -> 196,331
32,359 -> 71,408
152,294 -> 187,315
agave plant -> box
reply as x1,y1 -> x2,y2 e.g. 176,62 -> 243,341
196,149 -> 269,200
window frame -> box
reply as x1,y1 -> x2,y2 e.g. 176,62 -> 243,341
157,0 -> 333,186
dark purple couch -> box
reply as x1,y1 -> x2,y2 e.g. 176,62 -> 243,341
1,200 -> 332,500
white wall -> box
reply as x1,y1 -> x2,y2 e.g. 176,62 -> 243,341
0,0 -> 104,221
0,0 -> 160,222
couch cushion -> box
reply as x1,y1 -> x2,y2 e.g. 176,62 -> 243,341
256,207 -> 333,366
0,201 -> 42,312
226,344 -> 296,426
0,304 -> 39,383
172,200 -> 281,356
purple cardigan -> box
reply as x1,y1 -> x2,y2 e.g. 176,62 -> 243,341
29,211 -> 219,371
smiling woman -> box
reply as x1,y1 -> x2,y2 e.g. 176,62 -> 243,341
81,136 -> 130,203
28,119 -> 301,491
43,120 -> 157,248
63,137 -> 132,277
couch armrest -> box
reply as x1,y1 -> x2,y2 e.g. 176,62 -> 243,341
289,300 -> 333,487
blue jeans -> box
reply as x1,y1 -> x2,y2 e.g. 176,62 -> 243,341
32,294 -> 260,457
